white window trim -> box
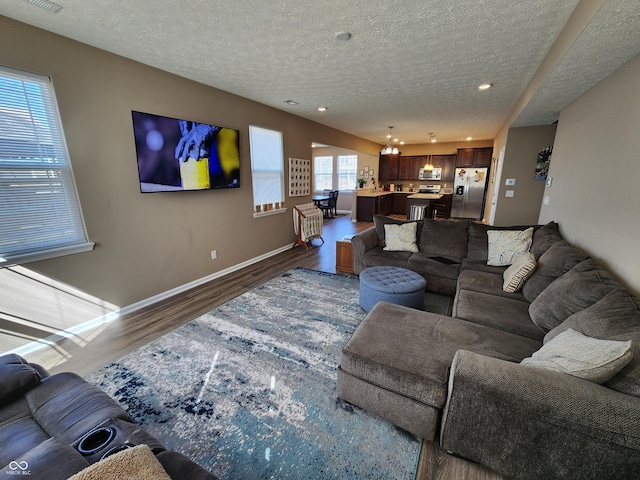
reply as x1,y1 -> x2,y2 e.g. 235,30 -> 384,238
249,125 -> 286,217
0,66 -> 94,267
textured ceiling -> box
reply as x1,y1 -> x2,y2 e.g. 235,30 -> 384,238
1,0 -> 639,146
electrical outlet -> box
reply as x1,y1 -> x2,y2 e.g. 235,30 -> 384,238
505,190 -> 515,197
211,250 -> 217,260
505,178 -> 516,186
543,195 -> 550,206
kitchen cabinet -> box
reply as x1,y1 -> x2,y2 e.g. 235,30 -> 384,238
456,148 -> 493,167
391,193 -> 407,214
397,156 -> 411,179
356,194 -> 393,222
398,156 -> 425,180
379,154 -> 400,181
441,155 -> 456,182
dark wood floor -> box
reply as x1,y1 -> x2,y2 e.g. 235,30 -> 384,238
43,212 -> 501,480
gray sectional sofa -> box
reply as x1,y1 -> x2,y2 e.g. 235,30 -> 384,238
339,215 -> 640,480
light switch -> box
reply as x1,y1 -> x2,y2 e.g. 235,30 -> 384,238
543,195 -> 550,206
505,178 -> 516,186
505,190 -> 515,197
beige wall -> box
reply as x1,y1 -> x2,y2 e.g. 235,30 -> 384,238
0,17 -> 380,307
310,145 -> 377,211
489,125 -> 557,226
539,53 -> 640,295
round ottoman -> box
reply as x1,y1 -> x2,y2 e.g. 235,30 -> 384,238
359,266 -> 427,312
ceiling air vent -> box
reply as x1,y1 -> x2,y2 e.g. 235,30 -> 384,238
25,0 -> 63,13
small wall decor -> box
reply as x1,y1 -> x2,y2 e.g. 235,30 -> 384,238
534,147 -> 552,180
289,158 -> 311,197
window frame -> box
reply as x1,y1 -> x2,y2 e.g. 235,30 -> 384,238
0,66 -> 93,267
249,125 -> 285,217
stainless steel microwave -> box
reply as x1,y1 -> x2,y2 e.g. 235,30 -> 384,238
419,167 -> 442,180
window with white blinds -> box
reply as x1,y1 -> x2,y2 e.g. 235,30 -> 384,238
249,125 -> 284,213
0,66 -> 93,266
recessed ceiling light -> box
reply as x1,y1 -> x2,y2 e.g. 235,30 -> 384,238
283,99 -> 298,106
317,106 -> 327,112
478,83 -> 493,90
466,136 -> 473,141
335,32 -> 352,41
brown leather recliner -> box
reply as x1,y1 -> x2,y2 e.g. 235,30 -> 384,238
0,353 -> 216,480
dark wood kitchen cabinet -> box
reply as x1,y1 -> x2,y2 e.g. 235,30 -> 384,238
391,193 -> 407,214
441,154 -> 456,182
356,194 -> 393,222
397,156 -> 411,179
379,154 -> 400,181
456,148 -> 493,167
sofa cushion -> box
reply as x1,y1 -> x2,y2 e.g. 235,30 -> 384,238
459,258 -> 508,275
339,302 -> 541,410
487,227 -> 533,266
453,289 -> 544,341
521,329 -> 632,383
522,240 -> 588,302
545,288 -> 640,398
0,354 -> 42,407
529,259 -> 619,333
530,221 -> 563,259
383,222 -> 419,252
503,252 -> 536,293
25,372 -> 131,443
457,269 -> 527,302
363,245 -> 412,269
373,215 -> 421,247
418,219 -> 470,259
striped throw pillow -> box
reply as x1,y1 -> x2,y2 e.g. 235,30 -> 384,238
503,252 -> 536,293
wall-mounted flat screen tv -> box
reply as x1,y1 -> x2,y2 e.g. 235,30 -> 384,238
131,110 -> 240,192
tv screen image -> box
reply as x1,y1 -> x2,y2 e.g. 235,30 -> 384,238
131,110 -> 240,192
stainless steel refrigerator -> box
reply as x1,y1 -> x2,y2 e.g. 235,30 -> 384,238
451,167 -> 488,219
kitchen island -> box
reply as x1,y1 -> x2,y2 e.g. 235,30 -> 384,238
406,193 -> 443,220
355,190 -> 410,222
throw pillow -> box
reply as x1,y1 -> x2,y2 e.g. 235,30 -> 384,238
503,252 -> 536,293
544,288 -> 640,398
487,227 -> 533,266
520,328 -> 632,383
373,215 -> 421,247
383,222 -> 419,252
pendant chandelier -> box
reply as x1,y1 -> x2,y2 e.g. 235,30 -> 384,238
424,133 -> 436,171
380,126 -> 399,155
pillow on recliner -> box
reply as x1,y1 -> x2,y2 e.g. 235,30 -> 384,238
0,354 -> 42,406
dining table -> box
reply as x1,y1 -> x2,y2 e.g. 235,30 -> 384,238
311,195 -> 330,216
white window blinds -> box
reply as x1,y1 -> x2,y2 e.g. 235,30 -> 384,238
249,125 -> 284,211
0,66 -> 93,266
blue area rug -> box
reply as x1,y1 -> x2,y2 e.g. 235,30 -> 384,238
86,268 -> 421,479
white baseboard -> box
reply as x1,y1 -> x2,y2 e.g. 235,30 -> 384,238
8,243 -> 295,359
118,242 -> 295,315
